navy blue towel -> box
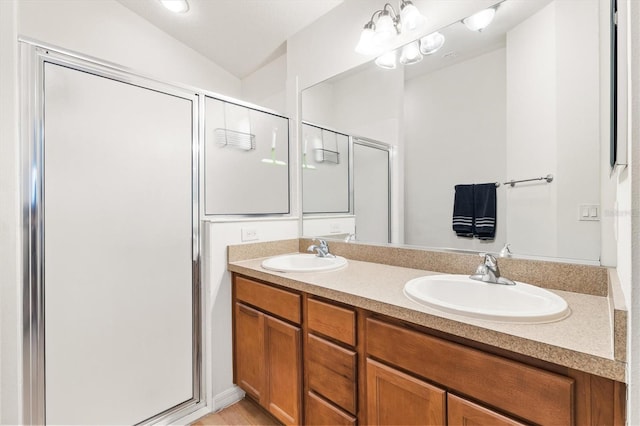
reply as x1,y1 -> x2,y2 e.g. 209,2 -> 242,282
473,183 -> 496,240
452,184 -> 474,238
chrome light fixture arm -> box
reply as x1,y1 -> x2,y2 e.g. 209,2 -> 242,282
381,3 -> 401,32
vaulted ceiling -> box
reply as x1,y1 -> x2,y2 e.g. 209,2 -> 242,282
116,0 -> 344,79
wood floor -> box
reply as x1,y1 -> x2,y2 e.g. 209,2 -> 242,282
191,398 -> 281,426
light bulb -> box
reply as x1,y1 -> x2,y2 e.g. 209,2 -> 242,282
375,50 -> 397,69
159,0 -> 189,13
400,41 -> 423,65
400,2 -> 426,33
420,32 -> 445,55
374,12 -> 396,44
355,25 -> 377,55
463,8 -> 496,32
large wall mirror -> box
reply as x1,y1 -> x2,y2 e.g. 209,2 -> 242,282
301,122 -> 350,214
302,0 -> 612,264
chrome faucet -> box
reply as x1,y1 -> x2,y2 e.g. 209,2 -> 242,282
307,239 -> 334,258
499,243 -> 513,258
470,253 -> 515,285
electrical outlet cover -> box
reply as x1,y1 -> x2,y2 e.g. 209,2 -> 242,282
241,228 -> 259,241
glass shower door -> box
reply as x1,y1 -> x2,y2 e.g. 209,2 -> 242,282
41,61 -> 198,425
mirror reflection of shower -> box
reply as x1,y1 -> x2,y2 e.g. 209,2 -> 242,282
262,127 -> 287,166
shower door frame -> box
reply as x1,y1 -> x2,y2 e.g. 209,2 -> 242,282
20,40 -> 204,425
352,137 -> 393,244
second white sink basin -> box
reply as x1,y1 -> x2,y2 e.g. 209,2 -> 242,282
404,274 -> 570,323
261,253 -> 347,273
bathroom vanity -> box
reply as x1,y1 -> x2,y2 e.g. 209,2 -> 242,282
228,240 -> 626,426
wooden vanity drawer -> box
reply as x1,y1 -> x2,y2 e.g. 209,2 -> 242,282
306,391 -> 356,426
307,297 -> 356,346
307,334 -> 357,414
366,318 -> 574,425
234,276 -> 301,324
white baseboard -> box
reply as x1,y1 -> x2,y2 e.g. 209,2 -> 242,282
170,386 -> 245,425
212,385 -> 246,412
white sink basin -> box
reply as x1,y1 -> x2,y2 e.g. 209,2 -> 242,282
404,274 -> 570,323
261,253 -> 347,273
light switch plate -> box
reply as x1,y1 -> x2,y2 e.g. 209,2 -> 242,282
578,204 -> 600,221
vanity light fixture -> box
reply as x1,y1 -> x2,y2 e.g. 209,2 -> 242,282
374,9 -> 397,45
399,1 -> 427,33
400,41 -> 423,65
159,0 -> 189,14
462,7 -> 496,32
419,31 -> 445,55
355,1 -> 427,56
355,1 -> 453,69
375,50 -> 398,69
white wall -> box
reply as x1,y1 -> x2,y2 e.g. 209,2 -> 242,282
404,48 -> 507,253
301,81 -> 335,127
555,0 -> 601,260
0,0 -> 21,423
241,53 -> 287,113
506,1 -> 601,261
302,216 -> 355,239
331,66 -> 404,145
506,3 -> 559,258
18,0 -> 241,97
202,219 -> 298,400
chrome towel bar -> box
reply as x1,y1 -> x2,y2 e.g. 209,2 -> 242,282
501,174 -> 554,187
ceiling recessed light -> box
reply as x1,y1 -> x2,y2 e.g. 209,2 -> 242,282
160,0 -> 189,14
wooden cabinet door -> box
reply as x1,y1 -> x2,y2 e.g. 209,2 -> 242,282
265,315 -> 302,425
448,394 -> 528,426
234,302 -> 265,402
366,358 -> 446,426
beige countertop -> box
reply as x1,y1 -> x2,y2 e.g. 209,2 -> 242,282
229,254 -> 626,383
